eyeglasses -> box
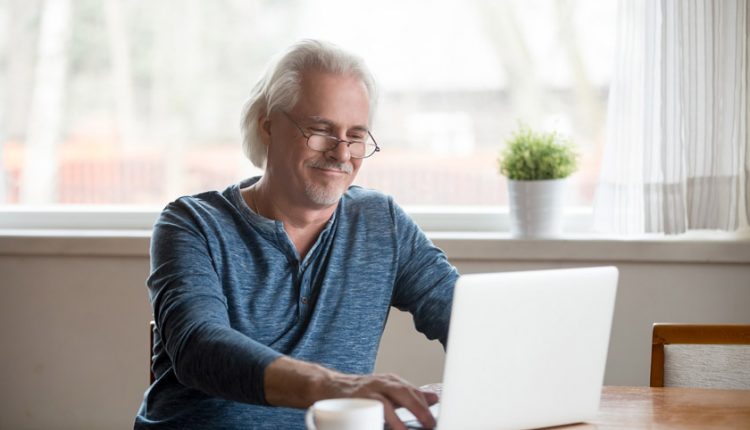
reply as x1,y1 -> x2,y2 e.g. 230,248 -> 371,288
282,111 -> 380,159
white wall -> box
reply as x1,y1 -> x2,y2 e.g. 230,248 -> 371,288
0,235 -> 748,429
0,254 -> 151,430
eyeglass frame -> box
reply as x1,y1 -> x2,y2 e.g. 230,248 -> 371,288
281,111 -> 381,159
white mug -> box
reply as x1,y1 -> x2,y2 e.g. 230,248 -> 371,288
305,398 -> 384,430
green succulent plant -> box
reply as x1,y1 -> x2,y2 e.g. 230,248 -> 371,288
498,125 -> 579,180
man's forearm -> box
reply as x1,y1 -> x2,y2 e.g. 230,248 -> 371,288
263,355 -> 336,408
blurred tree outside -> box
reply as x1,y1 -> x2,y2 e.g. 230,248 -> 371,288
21,0 -> 70,203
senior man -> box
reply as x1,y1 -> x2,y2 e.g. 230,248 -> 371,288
135,39 -> 458,430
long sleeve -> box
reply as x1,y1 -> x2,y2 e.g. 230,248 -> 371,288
389,201 -> 459,347
148,201 -> 282,405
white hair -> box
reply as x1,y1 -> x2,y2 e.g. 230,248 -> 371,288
240,39 -> 378,168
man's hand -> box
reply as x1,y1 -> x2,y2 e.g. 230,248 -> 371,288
264,356 -> 438,430
320,372 -> 438,430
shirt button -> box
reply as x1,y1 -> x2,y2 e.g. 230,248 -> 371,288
301,297 -> 308,305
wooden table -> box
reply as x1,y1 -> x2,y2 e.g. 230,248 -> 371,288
419,384 -> 750,429
571,386 -> 750,429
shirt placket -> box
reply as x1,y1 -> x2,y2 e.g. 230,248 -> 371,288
297,261 -> 312,318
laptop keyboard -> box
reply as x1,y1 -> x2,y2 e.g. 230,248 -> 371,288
395,403 -> 440,429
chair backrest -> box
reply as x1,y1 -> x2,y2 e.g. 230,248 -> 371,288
149,320 -> 155,384
650,323 -> 750,389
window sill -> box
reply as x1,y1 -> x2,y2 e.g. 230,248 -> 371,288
0,229 -> 150,257
429,232 -> 750,264
0,229 -> 748,264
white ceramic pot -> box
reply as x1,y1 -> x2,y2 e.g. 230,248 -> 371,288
507,179 -> 566,238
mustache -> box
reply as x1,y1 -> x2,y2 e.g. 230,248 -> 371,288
305,160 -> 353,174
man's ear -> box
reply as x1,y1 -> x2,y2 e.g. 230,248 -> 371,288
258,115 -> 272,146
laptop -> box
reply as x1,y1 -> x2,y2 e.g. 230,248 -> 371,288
397,266 -> 619,430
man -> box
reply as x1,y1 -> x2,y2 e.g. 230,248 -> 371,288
135,39 -> 458,430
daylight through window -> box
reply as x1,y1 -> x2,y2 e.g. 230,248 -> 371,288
0,0 -> 615,207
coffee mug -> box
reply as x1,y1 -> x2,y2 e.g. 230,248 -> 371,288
305,398 -> 384,430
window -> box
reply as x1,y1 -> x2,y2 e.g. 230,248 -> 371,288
0,0 -> 615,212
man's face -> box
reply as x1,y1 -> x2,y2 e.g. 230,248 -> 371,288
263,70 -> 370,207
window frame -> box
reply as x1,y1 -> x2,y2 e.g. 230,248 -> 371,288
0,206 -> 748,266
0,205 -> 596,233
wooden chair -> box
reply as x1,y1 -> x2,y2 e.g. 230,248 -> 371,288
650,323 -> 750,389
149,320 -> 155,384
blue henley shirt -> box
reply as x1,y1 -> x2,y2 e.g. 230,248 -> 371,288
134,177 -> 458,429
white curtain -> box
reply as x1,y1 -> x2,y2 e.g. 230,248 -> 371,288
594,0 -> 748,235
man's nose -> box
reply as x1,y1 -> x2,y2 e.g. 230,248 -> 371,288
326,139 -> 352,162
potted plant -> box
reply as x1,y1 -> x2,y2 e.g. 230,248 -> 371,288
498,125 -> 578,238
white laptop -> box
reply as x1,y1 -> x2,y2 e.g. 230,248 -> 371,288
398,266 -> 619,430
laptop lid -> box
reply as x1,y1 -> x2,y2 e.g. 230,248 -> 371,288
437,266 -> 618,430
